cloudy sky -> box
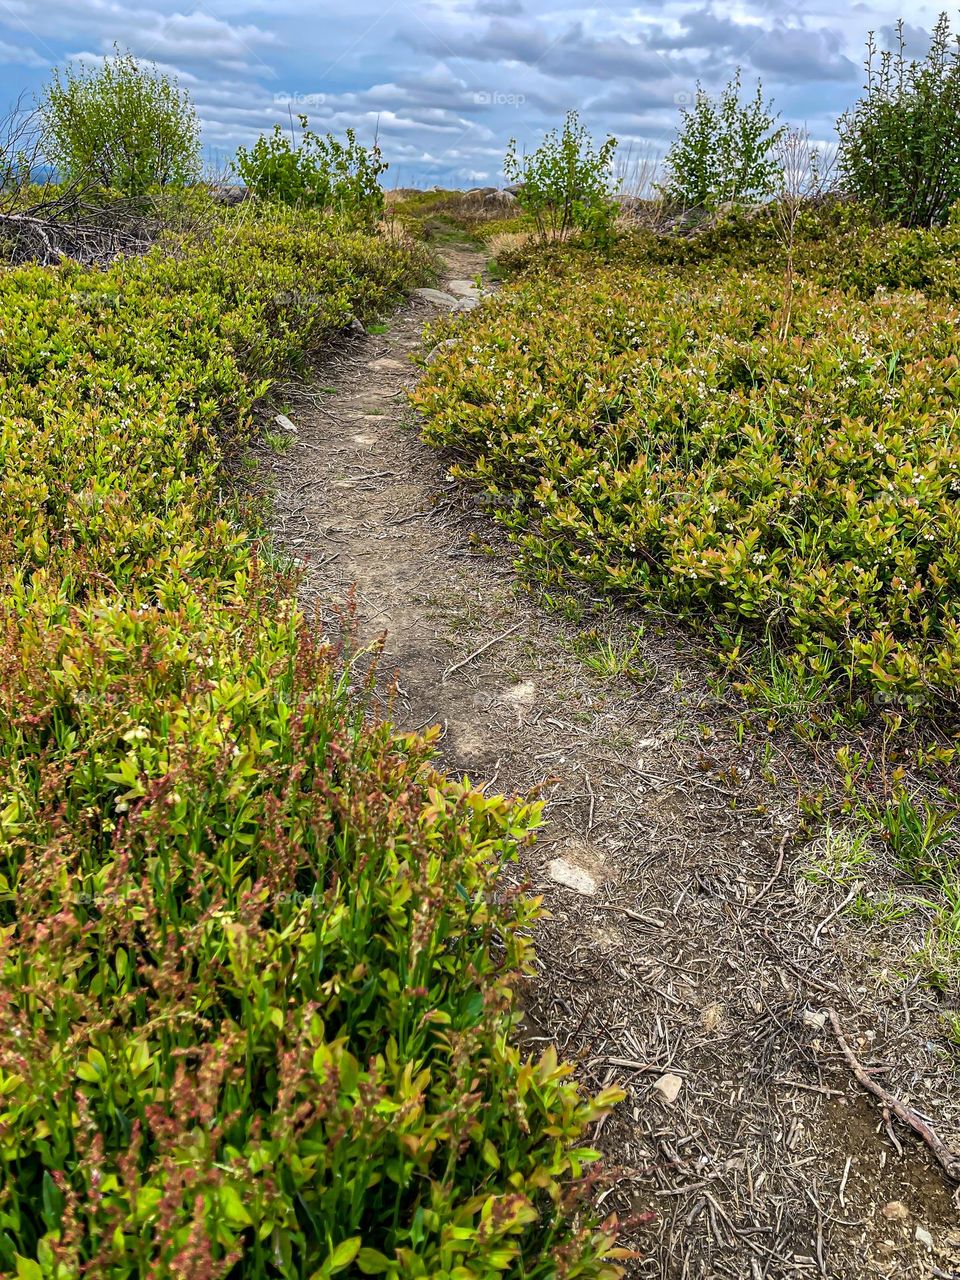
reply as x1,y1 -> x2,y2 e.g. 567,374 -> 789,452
0,0 -> 947,186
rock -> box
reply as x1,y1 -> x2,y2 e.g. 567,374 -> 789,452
205,182 -> 251,206
413,287 -> 459,308
546,857 -> 598,896
484,189 -> 518,206
653,1073 -> 683,1105
701,1002 -> 723,1032
446,278 -> 481,298
348,317 -> 365,334
366,358 -> 406,372
425,338 -> 458,365
496,680 -> 537,722
452,296 -> 479,313
880,1201 -> 910,1222
915,1226 -> 933,1249
274,413 -> 297,434
802,1008 -> 827,1031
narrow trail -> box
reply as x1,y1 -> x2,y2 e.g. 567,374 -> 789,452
261,243 -> 960,1279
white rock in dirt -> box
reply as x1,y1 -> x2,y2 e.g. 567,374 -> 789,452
652,1073 -> 683,1105
446,278 -> 481,298
367,358 -> 406,373
452,296 -> 480,312
547,857 -> 598,896
880,1201 -> 909,1222
413,287 -> 459,307
802,1008 -> 827,1031
274,413 -> 297,433
701,1002 -> 723,1032
915,1226 -> 933,1249
497,680 -> 537,722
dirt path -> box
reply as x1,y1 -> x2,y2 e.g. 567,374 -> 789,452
260,243 -> 960,1279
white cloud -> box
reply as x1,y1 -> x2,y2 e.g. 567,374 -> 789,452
0,0 -> 951,183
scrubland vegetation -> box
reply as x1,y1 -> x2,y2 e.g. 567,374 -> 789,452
0,89 -> 622,1280
415,208 -> 960,721
410,16 -> 960,1076
4,11 -> 960,1275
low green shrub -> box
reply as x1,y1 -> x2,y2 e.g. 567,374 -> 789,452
411,215 -> 960,724
235,123 -> 386,228
0,217 -> 624,1276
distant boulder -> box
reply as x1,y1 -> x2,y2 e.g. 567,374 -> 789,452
483,189 -> 518,207
206,183 -> 251,206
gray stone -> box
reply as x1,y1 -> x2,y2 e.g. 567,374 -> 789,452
446,278 -> 481,298
547,857 -> 598,896
367,357 -> 406,372
653,1073 -> 683,1105
425,338 -> 458,365
413,287 -> 459,308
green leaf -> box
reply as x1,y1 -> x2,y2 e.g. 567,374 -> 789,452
218,1184 -> 252,1228
328,1238 -> 362,1274
481,1138 -> 500,1170
357,1248 -> 392,1275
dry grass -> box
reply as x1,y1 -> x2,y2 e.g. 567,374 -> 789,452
486,229 -> 534,257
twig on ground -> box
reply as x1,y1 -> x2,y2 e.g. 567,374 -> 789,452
441,623 -> 521,683
744,833 -> 791,911
827,1007 -> 960,1181
811,883 -> 861,947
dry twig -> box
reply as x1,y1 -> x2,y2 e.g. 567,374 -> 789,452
828,1007 -> 960,1181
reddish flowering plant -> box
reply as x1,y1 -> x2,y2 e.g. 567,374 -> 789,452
0,216 -> 624,1277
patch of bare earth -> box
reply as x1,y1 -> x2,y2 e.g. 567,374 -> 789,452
256,242 -> 960,1279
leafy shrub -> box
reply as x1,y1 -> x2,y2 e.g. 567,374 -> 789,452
839,14 -> 960,227
39,47 -> 200,198
504,112 -> 617,244
235,121 -> 386,228
0,221 -> 624,1275
661,71 -> 784,211
411,216 -> 960,724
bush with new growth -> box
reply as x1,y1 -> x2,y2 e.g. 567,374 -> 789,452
504,111 -> 618,244
39,47 -> 200,199
235,120 -> 386,228
838,13 -> 960,227
412,211 -> 960,726
661,71 -> 784,211
0,216 -> 625,1277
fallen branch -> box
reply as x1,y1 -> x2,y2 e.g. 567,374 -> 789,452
441,623 -> 521,684
0,210 -> 153,266
743,831 -> 790,911
827,1007 -> 960,1181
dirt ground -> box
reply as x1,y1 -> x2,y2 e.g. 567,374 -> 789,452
256,241 -> 960,1279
